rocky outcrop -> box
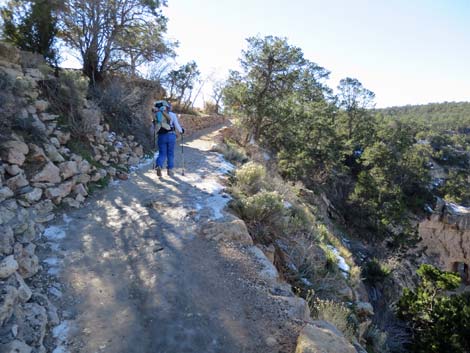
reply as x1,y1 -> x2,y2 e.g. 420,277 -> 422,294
295,321 -> 357,353
179,114 -> 227,137
419,199 -> 470,282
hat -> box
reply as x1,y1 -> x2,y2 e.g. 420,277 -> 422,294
154,100 -> 169,109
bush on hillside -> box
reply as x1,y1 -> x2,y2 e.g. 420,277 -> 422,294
235,162 -> 267,194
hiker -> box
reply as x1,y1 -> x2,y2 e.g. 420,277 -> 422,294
152,100 -> 184,176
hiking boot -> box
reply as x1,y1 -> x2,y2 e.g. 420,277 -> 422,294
167,168 -> 174,176
155,166 -> 162,177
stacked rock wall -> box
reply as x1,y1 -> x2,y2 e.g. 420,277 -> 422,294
0,45 -> 146,352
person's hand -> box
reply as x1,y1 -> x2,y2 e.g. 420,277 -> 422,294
181,128 -> 185,134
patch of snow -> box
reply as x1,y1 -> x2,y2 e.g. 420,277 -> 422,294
263,152 -> 271,161
327,245 -> 350,278
52,321 -> 72,353
62,214 -> 72,225
448,202 -> 470,214
283,201 -> 292,209
301,277 -> 313,286
43,226 -> 66,241
49,287 -> 63,298
43,257 -> 60,266
214,153 -> 235,174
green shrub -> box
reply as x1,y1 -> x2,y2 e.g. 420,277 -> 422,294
362,258 -> 391,285
309,295 -> 356,341
397,264 -> 470,353
240,191 -> 284,222
235,161 -> 267,194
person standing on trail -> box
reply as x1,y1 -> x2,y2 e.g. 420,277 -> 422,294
152,100 -> 185,177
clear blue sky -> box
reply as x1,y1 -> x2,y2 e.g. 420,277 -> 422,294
163,0 -> 470,107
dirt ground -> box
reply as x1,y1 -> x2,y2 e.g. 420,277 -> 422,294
39,125 -> 303,353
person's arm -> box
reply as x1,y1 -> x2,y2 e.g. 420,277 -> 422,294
171,112 -> 184,134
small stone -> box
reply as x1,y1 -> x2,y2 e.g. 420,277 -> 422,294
0,226 -> 14,255
1,140 -> 29,165
0,255 -> 19,279
14,272 -> 32,302
19,302 -> 48,348
0,285 -> 18,326
59,161 -> 79,180
5,164 -> 22,176
15,243 -> 39,279
28,144 -> 48,163
34,99 -> 49,112
44,144 -> 65,163
6,173 -> 29,191
0,187 -> 14,202
31,162 -> 61,184
50,137 -> 60,148
21,188 -> 43,203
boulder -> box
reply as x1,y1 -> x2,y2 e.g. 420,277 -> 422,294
31,162 -> 61,184
295,321 -> 356,353
0,226 -> 15,255
6,173 -> 29,191
201,219 -> 253,245
0,255 -> 19,279
1,140 -> 29,166
280,296 -> 311,322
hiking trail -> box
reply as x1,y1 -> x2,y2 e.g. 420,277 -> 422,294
38,124 -> 304,353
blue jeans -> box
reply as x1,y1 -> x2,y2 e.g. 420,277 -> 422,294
156,132 -> 176,169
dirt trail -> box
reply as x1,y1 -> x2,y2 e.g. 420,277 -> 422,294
40,125 -> 303,353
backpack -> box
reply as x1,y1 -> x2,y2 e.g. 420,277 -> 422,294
154,100 -> 173,132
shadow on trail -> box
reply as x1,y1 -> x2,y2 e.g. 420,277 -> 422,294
50,124 -> 298,353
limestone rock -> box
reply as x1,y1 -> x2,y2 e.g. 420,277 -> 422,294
31,162 -> 61,184
419,200 -> 470,274
77,160 -> 91,174
0,340 -> 33,353
31,115 -> 47,135
5,164 -> 22,176
63,197 -> 81,208
0,187 -> 14,202
295,321 -> 356,353
6,173 -> 29,191
116,171 -> 129,180
39,113 -> 59,122
202,219 -> 253,245
24,68 -> 44,81
27,144 -> 47,163
14,243 -> 39,279
0,226 -> 15,255
1,140 -> 29,166
54,130 -> 71,145
20,188 -> 42,204
355,302 -> 374,319
0,255 -> 19,279
280,296 -> 311,322
18,302 -> 47,348
73,184 -> 88,197
249,246 -> 279,283
0,285 -> 19,326
13,272 -> 32,303
50,137 -> 60,148
45,181 -> 74,201
128,156 -> 140,165
44,144 -> 65,163
59,161 -> 79,180
0,200 -> 18,224
75,173 -> 91,185
34,100 -> 49,112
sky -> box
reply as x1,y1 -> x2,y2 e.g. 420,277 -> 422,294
162,0 -> 470,108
